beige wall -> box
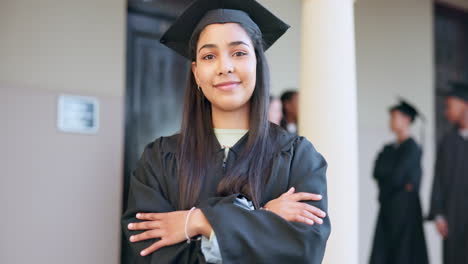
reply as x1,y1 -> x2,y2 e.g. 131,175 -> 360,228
355,0 -> 439,263
0,0 -> 126,263
0,0 -> 125,97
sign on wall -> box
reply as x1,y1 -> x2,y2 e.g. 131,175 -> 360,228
57,95 -> 99,134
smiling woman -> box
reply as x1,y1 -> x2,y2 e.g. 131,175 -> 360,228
121,0 -> 331,263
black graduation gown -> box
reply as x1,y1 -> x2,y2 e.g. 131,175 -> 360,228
122,125 -> 331,264
369,138 -> 428,264
428,128 -> 468,264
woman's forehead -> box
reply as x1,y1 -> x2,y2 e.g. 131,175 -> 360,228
197,23 -> 253,46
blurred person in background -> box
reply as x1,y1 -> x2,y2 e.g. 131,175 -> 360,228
268,95 -> 283,126
280,90 -> 298,134
370,99 -> 428,264
428,82 -> 468,264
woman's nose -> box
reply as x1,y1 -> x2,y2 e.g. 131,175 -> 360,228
217,55 -> 234,75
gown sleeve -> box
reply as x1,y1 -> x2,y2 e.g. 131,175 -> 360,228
393,142 -> 422,191
121,138 -> 205,264
373,145 -> 391,181
428,141 -> 448,220
199,137 -> 331,264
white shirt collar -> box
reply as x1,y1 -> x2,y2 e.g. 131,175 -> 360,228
459,128 -> 468,140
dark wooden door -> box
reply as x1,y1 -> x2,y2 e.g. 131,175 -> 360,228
122,1 -> 192,262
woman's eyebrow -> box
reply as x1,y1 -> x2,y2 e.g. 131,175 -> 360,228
229,41 -> 250,48
198,44 -> 217,53
198,41 -> 250,53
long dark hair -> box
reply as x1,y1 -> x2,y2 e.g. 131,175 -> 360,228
177,22 -> 273,210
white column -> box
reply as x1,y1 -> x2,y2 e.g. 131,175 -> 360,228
299,0 -> 359,263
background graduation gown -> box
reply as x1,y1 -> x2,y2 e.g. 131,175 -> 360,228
122,125 -> 331,264
370,138 -> 428,264
428,127 -> 468,264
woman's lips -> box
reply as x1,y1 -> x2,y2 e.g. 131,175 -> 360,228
214,81 -> 241,91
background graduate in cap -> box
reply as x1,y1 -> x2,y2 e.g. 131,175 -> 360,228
122,0 -> 331,263
428,82 -> 468,264
369,99 -> 429,264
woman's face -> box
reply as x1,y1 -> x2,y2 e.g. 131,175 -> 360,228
390,110 -> 410,133
192,23 -> 257,113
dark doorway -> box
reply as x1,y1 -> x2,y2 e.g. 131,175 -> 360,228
122,0 -> 192,262
434,3 -> 468,142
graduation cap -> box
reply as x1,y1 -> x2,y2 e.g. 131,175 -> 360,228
160,0 -> 290,60
389,99 -> 421,122
445,81 -> 468,102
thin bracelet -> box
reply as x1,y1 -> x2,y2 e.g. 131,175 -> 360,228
185,207 -> 197,244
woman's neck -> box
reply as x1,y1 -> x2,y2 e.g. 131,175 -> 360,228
396,129 -> 410,143
285,113 -> 297,124
212,103 -> 250,129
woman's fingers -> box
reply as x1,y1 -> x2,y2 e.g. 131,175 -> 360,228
301,209 -> 323,225
136,212 -> 166,220
140,240 -> 167,256
283,202 -> 326,225
128,221 -> 161,231
288,192 -> 322,202
300,203 -> 327,218
280,187 -> 295,197
293,213 -> 315,225
130,229 -> 163,243
290,208 -> 324,225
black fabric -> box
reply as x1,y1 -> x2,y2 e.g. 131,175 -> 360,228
159,0 -> 290,60
193,9 -> 260,41
370,138 -> 429,264
428,127 -> 468,264
122,124 -> 331,264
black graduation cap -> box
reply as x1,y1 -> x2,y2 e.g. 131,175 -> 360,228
160,0 -> 290,60
389,98 -> 420,122
445,81 -> 468,102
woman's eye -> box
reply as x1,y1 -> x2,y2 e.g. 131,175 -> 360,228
202,54 -> 215,60
233,51 -> 247,57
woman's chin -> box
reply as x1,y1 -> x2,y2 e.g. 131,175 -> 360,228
211,99 -> 250,112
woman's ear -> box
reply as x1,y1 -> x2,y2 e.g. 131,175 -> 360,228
191,61 -> 199,85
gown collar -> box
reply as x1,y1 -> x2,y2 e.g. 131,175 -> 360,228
212,130 -> 250,157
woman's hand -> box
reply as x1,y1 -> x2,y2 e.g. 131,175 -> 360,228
263,187 -> 326,225
436,217 -> 449,239
127,209 -> 211,256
